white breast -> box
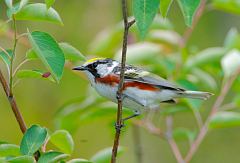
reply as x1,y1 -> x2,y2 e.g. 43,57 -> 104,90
90,78 -> 177,112
94,83 -> 118,102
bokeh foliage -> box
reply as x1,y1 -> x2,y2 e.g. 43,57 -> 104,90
0,0 -> 240,163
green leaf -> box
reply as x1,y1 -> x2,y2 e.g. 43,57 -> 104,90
28,31 -> 65,82
67,159 -> 92,163
90,147 -> 123,163
16,69 -> 55,82
6,0 -> 29,16
49,130 -> 74,154
209,112 -> 240,129
26,49 -> 38,60
0,144 -> 20,157
221,49 -> 240,77
19,0 -> 29,11
45,0 -> 55,9
15,3 -> 63,25
147,30 -> 181,46
212,0 -> 240,15
173,128 -> 196,142
177,0 -> 200,26
0,49 -> 12,66
38,151 -> 69,163
4,0 -> 12,8
26,44 -> 85,62
20,125 -> 47,155
115,42 -> 162,63
6,3 -> 20,18
59,43 -> 86,62
224,28 -> 240,50
133,0 -> 160,38
7,156 -> 34,163
160,0 -> 173,17
191,68 -> 217,91
185,47 -> 226,70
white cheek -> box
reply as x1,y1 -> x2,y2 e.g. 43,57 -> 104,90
84,71 -> 95,84
96,61 -> 119,76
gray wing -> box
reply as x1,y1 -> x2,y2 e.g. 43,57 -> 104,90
113,65 -> 184,91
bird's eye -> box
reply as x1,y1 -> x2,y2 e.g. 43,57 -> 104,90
93,62 -> 98,67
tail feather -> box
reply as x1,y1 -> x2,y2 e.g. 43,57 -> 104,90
180,91 -> 213,100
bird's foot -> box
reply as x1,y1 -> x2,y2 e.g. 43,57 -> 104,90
114,122 -> 125,131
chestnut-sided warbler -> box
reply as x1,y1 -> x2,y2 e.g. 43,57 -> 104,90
73,58 -> 212,121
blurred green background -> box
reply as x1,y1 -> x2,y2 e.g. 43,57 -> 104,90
1,0 -> 240,163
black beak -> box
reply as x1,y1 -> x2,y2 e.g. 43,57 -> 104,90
72,66 -> 87,71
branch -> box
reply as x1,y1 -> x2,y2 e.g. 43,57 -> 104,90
134,118 -> 184,163
0,70 -> 27,133
0,15 -> 27,134
184,70 -> 240,162
111,1 -> 135,162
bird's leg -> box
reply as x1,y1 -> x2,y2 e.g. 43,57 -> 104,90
122,110 -> 140,122
114,94 -> 142,129
115,111 -> 140,130
121,94 -> 142,124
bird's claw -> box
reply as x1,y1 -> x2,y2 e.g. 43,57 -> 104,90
116,92 -> 122,101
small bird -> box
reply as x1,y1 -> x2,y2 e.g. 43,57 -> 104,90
73,58 -> 212,121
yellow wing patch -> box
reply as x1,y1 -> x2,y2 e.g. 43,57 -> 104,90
85,57 -> 105,64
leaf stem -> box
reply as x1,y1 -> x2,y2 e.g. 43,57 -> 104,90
0,46 -> 12,60
9,15 -> 18,96
13,59 -> 29,76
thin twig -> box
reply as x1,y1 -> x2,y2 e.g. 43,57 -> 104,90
5,30 -> 30,48
133,119 -> 185,163
17,33 -> 28,40
111,0 -> 133,162
184,70 -> 240,162
13,59 -> 29,76
166,116 -> 185,163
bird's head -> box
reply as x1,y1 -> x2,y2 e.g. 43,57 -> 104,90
73,58 -> 119,81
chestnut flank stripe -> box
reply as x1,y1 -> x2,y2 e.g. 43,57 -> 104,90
96,75 -> 159,91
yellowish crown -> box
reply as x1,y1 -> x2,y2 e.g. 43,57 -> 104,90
85,57 -> 105,64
